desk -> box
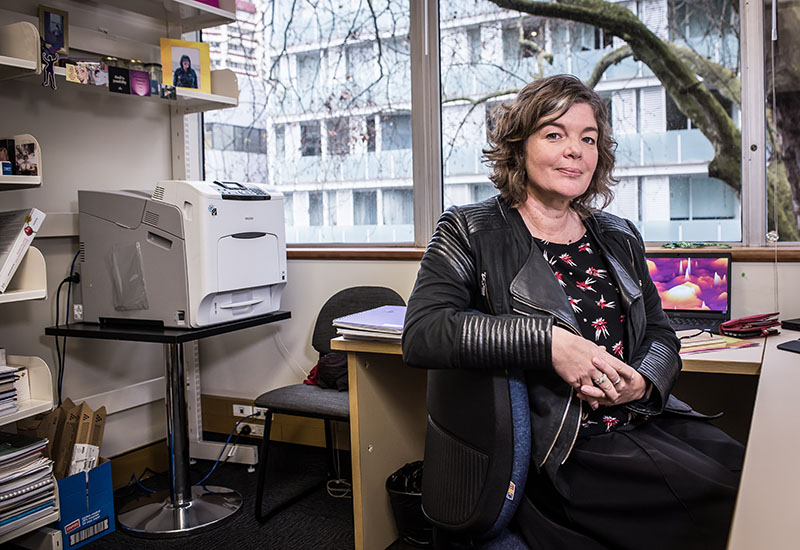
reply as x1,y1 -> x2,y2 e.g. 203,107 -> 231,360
727,330 -> 800,550
330,337 -> 427,550
333,334 -> 784,550
681,338 -> 766,375
45,311 -> 290,537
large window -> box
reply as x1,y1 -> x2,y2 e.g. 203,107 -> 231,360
441,0 -> 742,242
204,0 -> 413,244
202,1 -> 791,247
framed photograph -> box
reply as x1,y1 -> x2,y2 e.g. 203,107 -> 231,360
38,5 -> 69,55
160,38 -> 210,94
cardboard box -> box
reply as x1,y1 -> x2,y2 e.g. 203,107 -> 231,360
57,460 -> 115,549
55,403 -> 78,479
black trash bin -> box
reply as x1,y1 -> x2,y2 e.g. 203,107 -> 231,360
386,461 -> 433,548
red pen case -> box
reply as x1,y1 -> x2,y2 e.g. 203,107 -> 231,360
719,312 -> 781,338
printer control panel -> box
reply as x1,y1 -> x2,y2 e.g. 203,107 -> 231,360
212,180 -> 271,201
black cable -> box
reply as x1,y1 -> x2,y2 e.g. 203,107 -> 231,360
54,278 -> 69,407
54,250 -> 81,406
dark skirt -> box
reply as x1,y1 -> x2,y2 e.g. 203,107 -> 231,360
515,416 -> 744,550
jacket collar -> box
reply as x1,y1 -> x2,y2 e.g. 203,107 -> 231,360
502,202 -> 642,331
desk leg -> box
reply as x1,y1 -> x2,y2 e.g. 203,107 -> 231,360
116,343 -> 242,536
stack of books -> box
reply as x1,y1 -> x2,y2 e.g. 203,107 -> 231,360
0,366 -> 22,418
0,432 -> 56,537
333,305 -> 406,342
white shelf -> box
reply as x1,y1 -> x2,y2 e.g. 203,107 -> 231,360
0,355 -> 55,427
0,508 -> 60,546
0,22 -> 41,81
101,0 -> 236,32
0,247 -> 47,304
50,67 -> 239,114
0,134 -> 43,190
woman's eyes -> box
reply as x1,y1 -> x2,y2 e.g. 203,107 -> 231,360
544,132 -> 597,145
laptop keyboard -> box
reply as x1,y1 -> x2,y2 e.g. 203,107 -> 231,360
669,317 -> 722,334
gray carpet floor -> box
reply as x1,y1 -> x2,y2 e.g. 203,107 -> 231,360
58,441 -> 420,550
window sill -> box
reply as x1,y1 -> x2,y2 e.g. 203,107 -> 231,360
287,246 -> 800,262
644,246 -> 800,262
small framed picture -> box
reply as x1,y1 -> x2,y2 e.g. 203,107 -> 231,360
38,5 -> 69,55
160,38 -> 210,94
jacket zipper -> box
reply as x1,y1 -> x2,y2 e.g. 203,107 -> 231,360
480,271 -> 495,315
511,297 -> 582,467
562,400 -> 583,464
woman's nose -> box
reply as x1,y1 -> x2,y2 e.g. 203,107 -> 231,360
564,139 -> 582,158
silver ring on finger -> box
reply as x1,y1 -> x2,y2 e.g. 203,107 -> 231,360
593,373 -> 607,386
612,377 -> 622,386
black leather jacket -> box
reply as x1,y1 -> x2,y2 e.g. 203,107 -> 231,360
402,195 -> 682,479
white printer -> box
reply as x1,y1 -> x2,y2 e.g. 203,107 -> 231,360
78,180 -> 287,328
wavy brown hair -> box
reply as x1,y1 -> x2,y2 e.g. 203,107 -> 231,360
483,74 -> 617,216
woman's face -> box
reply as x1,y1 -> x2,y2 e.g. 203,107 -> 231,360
182,58 -> 190,70
523,102 -> 599,207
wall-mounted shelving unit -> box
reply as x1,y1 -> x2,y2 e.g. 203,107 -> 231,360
0,355 -> 56,426
0,247 -> 47,304
0,22 -> 41,81
0,134 -> 43,191
101,0 -> 236,32
49,66 -> 238,114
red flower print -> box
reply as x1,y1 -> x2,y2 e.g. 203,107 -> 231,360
620,314 -> 625,324
602,416 -> 620,432
591,317 -> 610,340
596,295 -> 616,309
578,242 -> 593,254
585,266 -> 607,278
559,253 -> 576,266
576,277 -> 597,293
554,271 -> 567,287
568,296 -> 582,313
612,340 -> 624,358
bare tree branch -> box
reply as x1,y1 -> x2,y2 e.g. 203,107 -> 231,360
585,45 -> 632,88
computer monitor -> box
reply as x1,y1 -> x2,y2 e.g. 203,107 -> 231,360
646,252 -> 732,325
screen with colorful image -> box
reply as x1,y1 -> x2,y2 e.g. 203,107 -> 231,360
647,255 -> 730,313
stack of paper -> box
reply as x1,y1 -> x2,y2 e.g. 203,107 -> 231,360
333,305 -> 406,342
0,366 -> 22,418
678,330 -> 727,353
0,432 -> 56,536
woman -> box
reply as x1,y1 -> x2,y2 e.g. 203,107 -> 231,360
173,55 -> 198,89
402,75 -> 743,549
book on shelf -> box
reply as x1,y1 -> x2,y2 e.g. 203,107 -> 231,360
332,305 -> 406,341
0,208 -> 46,293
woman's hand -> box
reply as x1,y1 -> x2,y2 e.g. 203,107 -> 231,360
579,353 -> 648,407
551,326 -> 620,409
551,326 -> 647,408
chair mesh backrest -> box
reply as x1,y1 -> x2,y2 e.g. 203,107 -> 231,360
312,286 -> 406,356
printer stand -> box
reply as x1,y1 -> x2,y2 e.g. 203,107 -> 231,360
45,311 -> 291,537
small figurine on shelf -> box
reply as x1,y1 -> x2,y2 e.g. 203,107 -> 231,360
41,45 -> 58,90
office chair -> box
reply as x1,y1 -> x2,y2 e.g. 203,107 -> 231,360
422,367 -> 531,548
254,285 -> 406,523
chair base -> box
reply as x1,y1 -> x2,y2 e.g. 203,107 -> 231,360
117,486 -> 242,537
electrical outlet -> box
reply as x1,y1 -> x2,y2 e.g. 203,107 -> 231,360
73,304 -> 83,321
239,422 -> 264,437
253,407 -> 270,418
232,404 -> 253,417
